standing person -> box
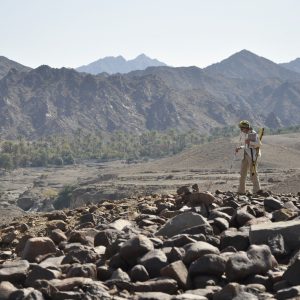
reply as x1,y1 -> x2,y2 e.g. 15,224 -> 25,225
235,120 -> 261,194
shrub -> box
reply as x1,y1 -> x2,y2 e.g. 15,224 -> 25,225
53,184 -> 78,209
0,153 -> 13,170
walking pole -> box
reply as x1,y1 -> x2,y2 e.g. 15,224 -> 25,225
251,127 -> 264,176
229,152 -> 237,172
250,148 -> 256,177
225,134 -> 242,184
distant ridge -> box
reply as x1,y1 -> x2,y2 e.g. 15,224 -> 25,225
280,58 -> 300,74
76,54 -> 167,75
0,56 -> 31,79
204,49 -> 300,81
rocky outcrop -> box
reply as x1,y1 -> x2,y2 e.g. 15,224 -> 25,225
1,187 -> 300,298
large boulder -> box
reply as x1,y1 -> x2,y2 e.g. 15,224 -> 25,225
249,220 -> 300,251
183,241 -> 220,265
282,253 -> 300,285
22,237 -> 57,262
17,197 -> 34,211
0,260 -> 30,284
156,212 -> 209,238
119,235 -> 154,266
225,245 -> 275,281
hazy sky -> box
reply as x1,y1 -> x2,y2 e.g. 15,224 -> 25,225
1,0 -> 299,69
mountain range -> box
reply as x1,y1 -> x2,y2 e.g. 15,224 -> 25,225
280,58 -> 300,74
76,54 -> 166,75
0,50 -> 300,139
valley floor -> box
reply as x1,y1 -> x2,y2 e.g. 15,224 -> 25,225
1,133 -> 300,223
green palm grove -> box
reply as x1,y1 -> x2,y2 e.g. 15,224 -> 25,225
0,124 -> 296,170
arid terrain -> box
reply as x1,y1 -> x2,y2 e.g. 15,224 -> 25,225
1,132 -> 300,299
1,132 -> 300,224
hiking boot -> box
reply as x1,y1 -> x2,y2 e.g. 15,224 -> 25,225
255,189 -> 271,197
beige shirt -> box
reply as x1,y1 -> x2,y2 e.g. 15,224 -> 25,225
240,130 -> 261,158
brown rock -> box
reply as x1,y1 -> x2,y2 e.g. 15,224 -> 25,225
225,245 -> 275,282
130,265 -> 150,282
119,235 -> 154,265
0,260 -> 30,284
133,277 -> 178,294
183,241 -> 220,265
0,281 -> 17,299
185,192 -> 215,206
49,229 -> 67,244
22,237 -> 57,262
160,260 -> 188,290
66,263 -> 97,279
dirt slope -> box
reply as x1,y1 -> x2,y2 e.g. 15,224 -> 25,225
128,133 -> 300,172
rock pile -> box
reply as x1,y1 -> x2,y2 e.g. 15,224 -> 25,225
1,187 -> 300,299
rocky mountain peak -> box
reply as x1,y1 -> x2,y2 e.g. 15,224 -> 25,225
205,49 -> 300,81
76,54 -> 166,75
0,55 -> 31,79
102,55 -> 126,62
136,53 -> 147,58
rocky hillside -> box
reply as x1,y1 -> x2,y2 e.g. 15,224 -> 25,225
1,187 -> 300,299
76,54 -> 167,75
0,56 -> 31,79
0,66 -> 185,138
1,50 -> 300,138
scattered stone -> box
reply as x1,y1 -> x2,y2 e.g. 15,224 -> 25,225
0,260 -> 30,284
189,254 -> 226,278
46,211 -> 68,221
282,253 -> 300,285
156,212 -> 209,238
25,265 -> 61,287
49,229 -> 67,244
139,249 -> 168,278
250,220 -> 300,251
276,286 -> 300,300
119,235 -> 154,266
22,237 -> 57,262
130,264 -> 150,282
183,241 -> 220,265
184,192 -> 215,206
109,219 -> 133,231
225,245 -> 275,281
2,189 -> 300,299
94,228 -> 121,247
0,281 -> 18,299
160,260 -> 189,290
66,263 -> 97,279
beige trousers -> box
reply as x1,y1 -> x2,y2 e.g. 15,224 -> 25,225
238,152 -> 261,194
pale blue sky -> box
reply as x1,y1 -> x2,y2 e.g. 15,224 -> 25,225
1,0 -> 299,68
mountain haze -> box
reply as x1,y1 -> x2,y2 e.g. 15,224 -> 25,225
76,54 -> 167,75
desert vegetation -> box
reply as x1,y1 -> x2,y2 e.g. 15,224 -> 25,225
0,127 -> 237,170
1,125 -> 300,170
